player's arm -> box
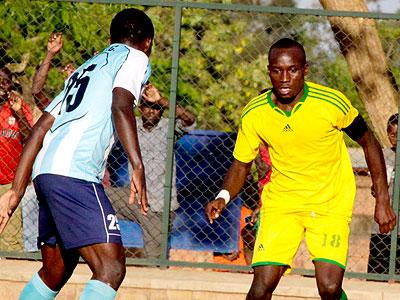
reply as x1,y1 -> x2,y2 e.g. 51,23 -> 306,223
205,158 -> 252,224
344,115 -> 396,233
111,87 -> 148,215
0,112 -> 54,233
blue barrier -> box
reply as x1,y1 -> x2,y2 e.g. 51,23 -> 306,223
110,130 -> 242,253
170,130 -> 242,253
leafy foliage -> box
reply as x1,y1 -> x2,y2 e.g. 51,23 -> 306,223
1,0 -> 398,138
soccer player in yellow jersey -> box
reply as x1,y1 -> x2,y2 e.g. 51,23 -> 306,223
206,38 -> 396,300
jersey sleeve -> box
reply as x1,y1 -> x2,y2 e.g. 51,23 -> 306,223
233,116 -> 261,163
333,91 -> 359,130
113,50 -> 149,106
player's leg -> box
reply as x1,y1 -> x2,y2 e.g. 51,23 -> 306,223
78,242 -> 126,297
32,175 -> 124,299
314,261 -> 346,300
39,244 -> 80,290
20,245 -> 80,299
247,211 -> 304,299
306,213 -> 350,300
246,265 -> 287,300
20,175 -> 80,299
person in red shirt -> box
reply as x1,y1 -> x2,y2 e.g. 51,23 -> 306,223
0,66 -> 33,251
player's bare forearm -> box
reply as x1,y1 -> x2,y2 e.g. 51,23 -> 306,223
222,159 -> 253,199
357,130 -> 396,232
357,130 -> 389,204
12,112 -> 54,199
205,159 -> 252,224
112,87 -> 148,212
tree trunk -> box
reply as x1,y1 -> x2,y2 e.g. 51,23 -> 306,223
319,0 -> 398,146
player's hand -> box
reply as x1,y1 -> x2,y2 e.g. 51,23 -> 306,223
0,190 -> 19,234
128,168 -> 149,215
205,198 -> 226,224
142,83 -> 162,104
48,32 -> 63,55
8,91 -> 23,113
375,202 -> 396,234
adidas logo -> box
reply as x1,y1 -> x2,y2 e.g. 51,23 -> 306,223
258,244 -> 265,251
282,124 -> 293,132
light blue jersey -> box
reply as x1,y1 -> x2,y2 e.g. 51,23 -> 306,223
33,43 -> 151,183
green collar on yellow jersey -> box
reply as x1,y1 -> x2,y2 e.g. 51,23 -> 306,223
267,83 -> 309,117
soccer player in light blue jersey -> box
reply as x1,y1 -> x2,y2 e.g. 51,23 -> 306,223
0,8 -> 154,300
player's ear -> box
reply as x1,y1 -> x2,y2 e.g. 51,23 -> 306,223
303,63 -> 309,76
143,37 -> 153,56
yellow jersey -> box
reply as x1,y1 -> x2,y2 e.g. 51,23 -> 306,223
233,82 -> 359,218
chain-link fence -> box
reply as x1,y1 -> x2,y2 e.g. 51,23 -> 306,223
0,0 -> 399,281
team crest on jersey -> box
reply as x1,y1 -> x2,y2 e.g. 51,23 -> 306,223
8,116 -> 16,126
282,124 -> 293,132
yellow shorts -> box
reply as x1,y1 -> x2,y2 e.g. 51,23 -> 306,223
252,210 -> 350,271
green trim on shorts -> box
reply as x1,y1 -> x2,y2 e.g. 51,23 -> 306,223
313,258 -> 346,270
340,290 -> 348,300
252,261 -> 289,268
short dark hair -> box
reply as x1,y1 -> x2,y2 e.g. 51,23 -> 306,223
387,113 -> 399,130
110,8 -> 154,45
268,38 -> 306,65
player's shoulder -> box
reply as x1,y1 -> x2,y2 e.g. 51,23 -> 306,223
307,81 -> 348,101
306,81 -> 351,113
241,88 -> 271,121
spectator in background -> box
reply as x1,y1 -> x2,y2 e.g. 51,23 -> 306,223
368,113 -> 399,274
0,66 -> 33,251
107,83 -> 196,259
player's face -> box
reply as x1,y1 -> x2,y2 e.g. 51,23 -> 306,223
0,69 -> 13,103
387,124 -> 398,149
268,47 -> 308,104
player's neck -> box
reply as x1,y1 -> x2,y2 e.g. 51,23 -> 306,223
272,89 -> 304,112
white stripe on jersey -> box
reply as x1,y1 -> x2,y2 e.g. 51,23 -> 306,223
50,114 -> 90,175
33,128 -> 57,177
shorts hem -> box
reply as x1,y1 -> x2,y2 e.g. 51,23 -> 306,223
63,237 -> 122,250
252,261 -> 289,268
313,258 -> 346,269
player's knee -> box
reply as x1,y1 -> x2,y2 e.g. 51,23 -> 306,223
317,281 -> 342,300
247,277 -> 276,299
247,284 -> 274,300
